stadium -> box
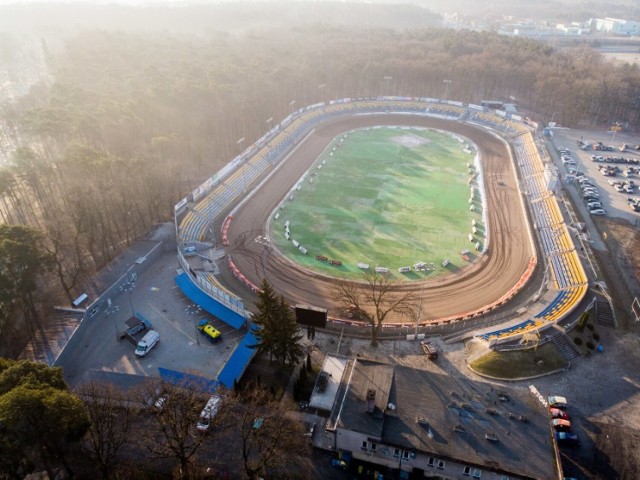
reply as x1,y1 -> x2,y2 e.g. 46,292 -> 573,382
173,97 -> 588,374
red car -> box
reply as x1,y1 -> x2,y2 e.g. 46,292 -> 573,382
549,408 -> 570,420
553,419 -> 572,432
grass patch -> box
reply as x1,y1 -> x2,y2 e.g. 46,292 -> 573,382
470,342 -> 568,379
270,126 -> 483,280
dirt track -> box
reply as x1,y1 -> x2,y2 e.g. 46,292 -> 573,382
227,115 -> 534,323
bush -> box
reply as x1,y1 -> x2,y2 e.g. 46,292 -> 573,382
586,341 -> 595,350
593,333 -> 600,341
574,337 -> 583,346
586,323 -> 594,331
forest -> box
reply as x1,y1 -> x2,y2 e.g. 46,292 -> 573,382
0,2 -> 639,356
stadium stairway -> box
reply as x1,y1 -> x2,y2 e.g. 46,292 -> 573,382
550,330 -> 581,361
595,300 -> 615,328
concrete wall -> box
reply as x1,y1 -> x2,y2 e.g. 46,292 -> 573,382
335,427 -> 518,479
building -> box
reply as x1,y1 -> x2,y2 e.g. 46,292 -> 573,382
323,357 -> 560,479
590,18 -> 640,36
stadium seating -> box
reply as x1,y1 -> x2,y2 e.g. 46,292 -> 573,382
478,133 -> 588,343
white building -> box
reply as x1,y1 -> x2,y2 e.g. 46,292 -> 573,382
590,18 -> 640,36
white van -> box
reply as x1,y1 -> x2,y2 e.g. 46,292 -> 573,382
135,330 -> 160,357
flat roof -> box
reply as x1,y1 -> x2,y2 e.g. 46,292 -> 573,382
309,355 -> 347,411
335,359 -> 394,438
383,365 -> 557,478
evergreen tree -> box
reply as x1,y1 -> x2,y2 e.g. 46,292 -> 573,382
250,279 -> 304,367
250,279 -> 280,363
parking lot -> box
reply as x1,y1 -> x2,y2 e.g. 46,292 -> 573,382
549,129 -> 640,224
59,251 -> 247,389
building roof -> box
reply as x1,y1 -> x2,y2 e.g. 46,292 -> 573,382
309,354 -> 348,411
331,359 -> 558,479
333,358 -> 394,438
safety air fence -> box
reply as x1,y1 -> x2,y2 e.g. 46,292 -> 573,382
173,98 -> 585,345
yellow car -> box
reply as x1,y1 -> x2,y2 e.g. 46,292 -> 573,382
197,319 -> 221,343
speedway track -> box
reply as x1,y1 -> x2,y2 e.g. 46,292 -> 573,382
227,115 -> 533,324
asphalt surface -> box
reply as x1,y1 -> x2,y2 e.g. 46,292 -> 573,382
227,115 -> 534,323
60,252 -> 245,389
550,129 -> 640,226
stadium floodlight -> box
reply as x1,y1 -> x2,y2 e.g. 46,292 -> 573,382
443,79 -> 452,99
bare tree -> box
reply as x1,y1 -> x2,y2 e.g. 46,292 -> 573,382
142,380 -> 209,480
212,387 -> 310,479
79,381 -> 134,480
333,272 -> 416,347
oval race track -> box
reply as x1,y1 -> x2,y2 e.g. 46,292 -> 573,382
227,114 -> 534,324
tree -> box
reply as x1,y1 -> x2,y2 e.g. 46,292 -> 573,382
0,225 -> 52,343
333,272 -> 416,347
79,381 -> 134,480
0,360 -> 89,479
143,380 -> 209,480
251,279 -> 304,367
0,358 -> 67,394
213,386 -> 310,479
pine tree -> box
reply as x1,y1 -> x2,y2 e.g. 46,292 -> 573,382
250,279 -> 304,367
250,279 -> 280,362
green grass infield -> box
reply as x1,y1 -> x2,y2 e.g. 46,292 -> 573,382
269,126 -> 485,281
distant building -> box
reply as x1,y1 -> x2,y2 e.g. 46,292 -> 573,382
556,24 -> 590,35
322,357 -> 560,479
590,18 -> 640,36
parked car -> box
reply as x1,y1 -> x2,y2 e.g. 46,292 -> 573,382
586,202 -> 602,210
197,319 -> 222,343
555,432 -> 581,447
135,330 -> 160,357
590,208 -> 606,216
548,396 -> 568,409
553,419 -> 572,432
550,408 -> 570,420
153,395 -> 168,411
196,395 -> 222,432
615,184 -> 625,192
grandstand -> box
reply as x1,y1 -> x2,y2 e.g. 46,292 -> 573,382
477,131 -> 588,344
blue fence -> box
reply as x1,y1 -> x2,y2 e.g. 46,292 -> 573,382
175,272 -> 246,329
217,329 -> 260,389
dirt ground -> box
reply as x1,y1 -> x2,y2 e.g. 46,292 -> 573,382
600,218 -> 640,317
